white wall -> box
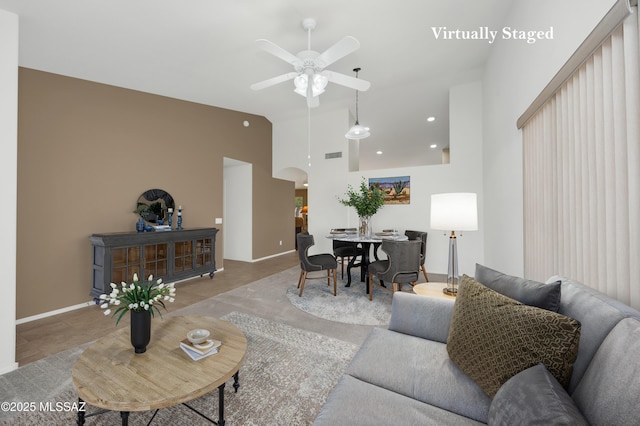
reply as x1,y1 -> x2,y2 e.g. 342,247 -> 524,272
482,0 -> 617,276
223,159 -> 252,261
0,9 -> 18,374
274,108 -> 353,252
274,81 -> 484,277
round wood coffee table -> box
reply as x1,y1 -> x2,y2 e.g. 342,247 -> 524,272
72,316 -> 247,425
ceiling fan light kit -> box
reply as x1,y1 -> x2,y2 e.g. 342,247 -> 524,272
345,67 -> 370,140
293,72 -> 328,97
250,18 -> 371,108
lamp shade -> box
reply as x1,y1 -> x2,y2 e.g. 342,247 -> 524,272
430,193 -> 478,231
345,124 -> 370,139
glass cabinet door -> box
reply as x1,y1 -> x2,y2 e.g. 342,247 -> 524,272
112,246 -> 141,284
174,241 -> 193,272
144,243 -> 168,279
195,238 -> 213,268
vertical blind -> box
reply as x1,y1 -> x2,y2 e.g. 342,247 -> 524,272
523,6 -> 640,310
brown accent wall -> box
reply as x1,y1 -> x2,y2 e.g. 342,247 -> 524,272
295,189 -> 307,207
17,68 -> 293,319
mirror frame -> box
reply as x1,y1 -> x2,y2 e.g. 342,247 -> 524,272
135,189 -> 175,224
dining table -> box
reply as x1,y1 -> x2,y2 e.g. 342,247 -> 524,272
327,231 -> 408,293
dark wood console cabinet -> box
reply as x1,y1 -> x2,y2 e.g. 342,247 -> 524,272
89,228 -> 218,300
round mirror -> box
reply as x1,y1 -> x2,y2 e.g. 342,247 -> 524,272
134,189 -> 175,224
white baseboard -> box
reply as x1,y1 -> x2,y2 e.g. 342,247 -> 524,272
0,361 -> 19,375
16,301 -> 95,325
251,250 -> 295,263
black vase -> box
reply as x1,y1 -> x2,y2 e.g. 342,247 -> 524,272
130,310 -> 151,354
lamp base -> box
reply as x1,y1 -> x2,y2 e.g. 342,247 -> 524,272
443,287 -> 458,296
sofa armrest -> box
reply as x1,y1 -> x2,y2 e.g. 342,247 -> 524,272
388,292 -> 455,343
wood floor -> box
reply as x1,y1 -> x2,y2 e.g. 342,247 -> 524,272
15,252 -> 299,366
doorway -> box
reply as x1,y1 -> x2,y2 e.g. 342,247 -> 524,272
223,157 -> 252,261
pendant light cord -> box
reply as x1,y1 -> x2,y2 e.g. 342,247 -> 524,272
354,68 -> 361,125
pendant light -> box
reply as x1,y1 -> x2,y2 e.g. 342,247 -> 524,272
345,68 -> 370,140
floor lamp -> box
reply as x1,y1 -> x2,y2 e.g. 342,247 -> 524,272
430,193 -> 478,296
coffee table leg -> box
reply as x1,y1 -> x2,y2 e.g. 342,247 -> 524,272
233,371 -> 240,393
120,411 -> 129,426
76,398 -> 85,425
217,382 -> 226,426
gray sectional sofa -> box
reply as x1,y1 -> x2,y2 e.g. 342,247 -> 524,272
313,265 -> 640,425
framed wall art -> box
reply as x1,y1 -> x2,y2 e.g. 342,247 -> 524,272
369,176 -> 410,204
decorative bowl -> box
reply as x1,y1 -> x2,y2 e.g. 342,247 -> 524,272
187,329 -> 210,344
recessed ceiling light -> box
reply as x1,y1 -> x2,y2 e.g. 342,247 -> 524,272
427,116 -> 436,122
430,144 -> 438,149
376,150 -> 383,155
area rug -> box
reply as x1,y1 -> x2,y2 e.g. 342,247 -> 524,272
286,270 -> 394,326
0,312 -> 358,426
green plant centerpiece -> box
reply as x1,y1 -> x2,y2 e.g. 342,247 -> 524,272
338,177 -> 385,237
99,273 -> 176,353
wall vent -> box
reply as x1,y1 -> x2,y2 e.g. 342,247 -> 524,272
325,152 -> 343,159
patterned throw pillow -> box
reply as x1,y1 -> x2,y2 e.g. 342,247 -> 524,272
447,275 -> 581,397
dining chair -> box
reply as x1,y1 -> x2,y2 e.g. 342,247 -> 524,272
367,239 -> 422,301
296,233 -> 338,297
404,230 -> 429,282
331,228 -> 363,280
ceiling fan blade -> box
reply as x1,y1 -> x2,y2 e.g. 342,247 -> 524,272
317,36 -> 360,68
322,71 -> 371,91
255,39 -> 300,66
250,72 -> 298,91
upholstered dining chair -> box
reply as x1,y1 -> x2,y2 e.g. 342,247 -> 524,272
332,228 -> 363,279
296,233 -> 338,297
368,239 -> 422,301
405,230 -> 429,282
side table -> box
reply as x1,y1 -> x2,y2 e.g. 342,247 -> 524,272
413,282 -> 457,299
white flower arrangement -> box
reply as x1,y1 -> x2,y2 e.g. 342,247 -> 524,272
99,273 -> 176,325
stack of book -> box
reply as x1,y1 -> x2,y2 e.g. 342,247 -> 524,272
180,338 -> 222,361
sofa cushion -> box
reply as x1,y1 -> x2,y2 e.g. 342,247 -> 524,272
571,317 -> 640,426
548,275 -> 640,392
388,292 -> 455,343
447,275 -> 581,397
313,374 -> 485,426
488,364 -> 588,426
475,263 -> 561,311
346,327 -> 491,423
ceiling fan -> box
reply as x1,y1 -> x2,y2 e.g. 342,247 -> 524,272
250,18 -> 371,108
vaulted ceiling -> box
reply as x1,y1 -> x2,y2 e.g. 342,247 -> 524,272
0,0 -> 513,169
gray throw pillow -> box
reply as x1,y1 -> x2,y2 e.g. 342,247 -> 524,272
488,364 -> 588,426
475,263 -> 561,312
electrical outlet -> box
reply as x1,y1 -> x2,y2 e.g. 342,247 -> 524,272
279,240 -> 282,245
215,218 -> 223,224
